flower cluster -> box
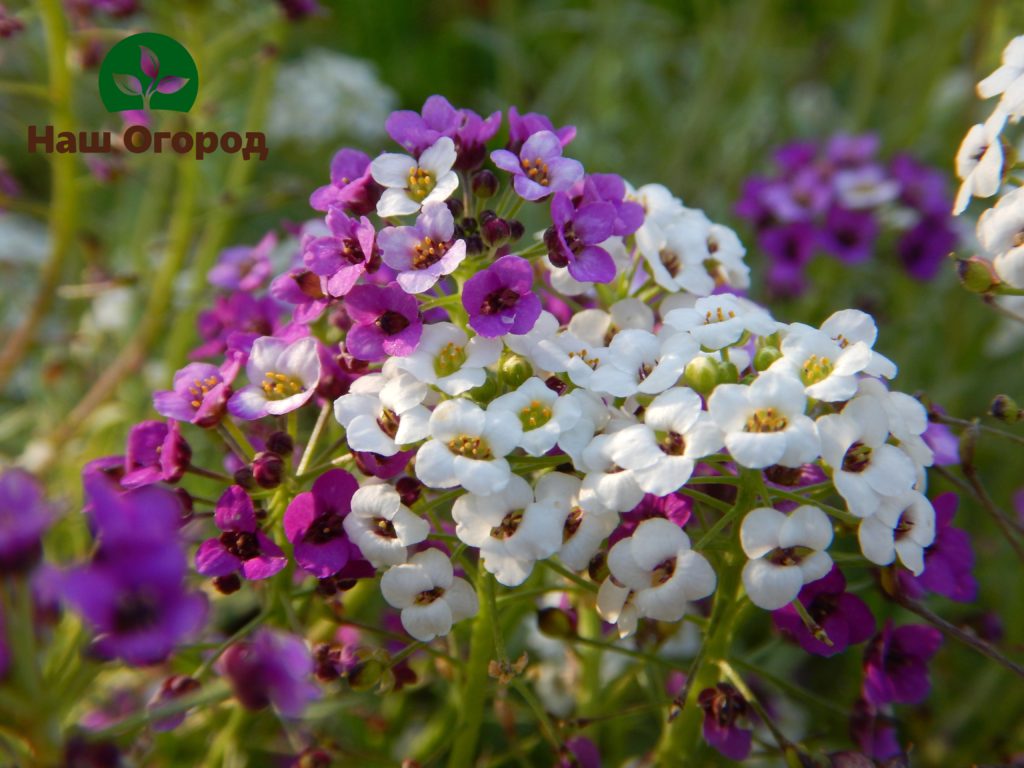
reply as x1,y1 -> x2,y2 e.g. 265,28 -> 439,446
737,134 -> 959,293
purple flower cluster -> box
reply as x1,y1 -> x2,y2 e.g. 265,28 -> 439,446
737,134 -> 958,294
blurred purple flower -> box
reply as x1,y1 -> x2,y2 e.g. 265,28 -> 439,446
772,565 -> 875,657
0,469 -> 51,574
897,493 -> 977,602
218,628 -> 318,716
862,621 -> 942,706
121,420 -> 191,488
208,232 -> 276,293
698,683 -> 752,761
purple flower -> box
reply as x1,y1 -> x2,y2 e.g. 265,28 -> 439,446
758,223 -> 817,296
462,255 -> 541,337
850,698 -> 903,762
344,283 -> 422,361
193,292 -> 282,360
284,469 -> 359,578
506,107 -> 576,153
698,683 -> 752,761
378,202 -> 467,294
544,191 -> 617,283
559,736 -> 601,768
84,472 -> 184,548
491,130 -> 584,202
772,566 -> 875,657
121,420 -> 191,488
610,492 -> 692,546
897,493 -> 977,602
352,450 -> 414,479
890,154 -> 952,218
922,415 -> 959,467
386,95 -> 502,171
153,361 -> 238,428
310,148 -> 379,215
228,336 -> 321,420
821,205 -> 877,264
218,628 -> 319,716
0,469 -> 51,574
303,208 -> 377,297
897,215 -> 958,281
275,0 -> 322,21
862,621 -> 942,706
826,134 -> 879,168
208,232 -> 276,292
195,486 -> 287,581
270,267 -> 330,324
573,173 -> 644,237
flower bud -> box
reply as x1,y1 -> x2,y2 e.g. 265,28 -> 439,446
990,394 -> 1022,423
956,257 -> 998,293
479,208 -> 497,224
544,375 -> 569,396
718,360 -> 740,385
754,346 -> 783,371
266,431 -> 295,457
537,607 -> 576,639
395,476 -> 423,507
465,235 -> 484,256
587,551 -> 608,582
684,356 -> 718,396
213,574 -> 241,594
446,198 -> 464,220
507,219 -> 525,242
348,658 -> 386,691
471,169 -> 498,199
501,354 -> 533,388
467,373 -> 498,403
252,452 -> 285,489
482,216 -> 511,248
232,466 -> 255,489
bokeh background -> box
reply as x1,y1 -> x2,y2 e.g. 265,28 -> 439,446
2,1 -> 1024,765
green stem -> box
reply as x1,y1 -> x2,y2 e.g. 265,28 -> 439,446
447,568 -> 496,768
297,403 -> 331,476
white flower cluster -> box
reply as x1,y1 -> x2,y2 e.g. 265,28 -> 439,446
954,35 -> 1024,288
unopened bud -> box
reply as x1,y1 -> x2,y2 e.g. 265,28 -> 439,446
471,169 -> 498,199
684,356 -> 718,396
501,354 -> 533,388
718,360 -> 740,385
990,394 -> 1022,423
213,574 -> 241,595
482,216 -> 511,247
348,658 -> 385,691
537,607 -> 576,639
754,346 -> 783,371
265,431 -> 294,457
544,375 -> 568,396
396,476 -> 423,507
252,451 -> 284,489
508,219 -> 525,242
446,198 -> 464,220
465,235 -> 484,255
959,419 -> 980,468
232,466 -> 254,489
956,257 -> 998,293
587,551 -> 607,582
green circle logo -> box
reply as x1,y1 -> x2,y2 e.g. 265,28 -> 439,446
98,32 -> 198,113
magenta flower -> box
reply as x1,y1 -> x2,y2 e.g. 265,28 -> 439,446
195,486 -> 287,581
821,205 -> 877,264
344,283 -> 422,361
462,254 -> 541,337
303,208 -> 377,297
0,469 -> 51,574
862,621 -> 942,706
506,107 -> 576,152
492,130 -> 583,202
698,683 -> 752,761
772,565 -> 875,657
82,472 -> 184,548
378,202 -> 467,294
270,267 -> 330,324
573,174 -> 644,237
208,232 -> 276,292
218,628 -> 319,716
545,191 -> 617,283
152,361 -> 238,428
559,736 -> 601,768
121,420 -> 191,488
193,292 -> 282,359
385,95 -> 502,170
897,493 -> 977,602
228,336 -> 321,420
284,469 -> 359,578
310,148 -> 379,215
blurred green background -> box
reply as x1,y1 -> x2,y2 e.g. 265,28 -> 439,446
2,0 -> 1024,765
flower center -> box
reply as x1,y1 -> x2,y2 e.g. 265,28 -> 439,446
703,307 -> 736,325
657,430 -> 687,456
767,545 -> 814,567
434,341 -> 467,378
807,591 -> 840,623
303,514 -> 345,544
376,408 -> 400,439
220,530 -> 261,560
745,407 -> 788,433
113,589 -> 161,633
341,238 -> 366,265
650,557 -> 677,586
841,441 -> 872,473
412,235 -> 450,270
481,287 -> 520,315
407,166 -> 436,202
563,506 -> 584,542
260,370 -> 304,400
1013,231 -> 1024,248
447,434 -> 493,460
519,400 -> 553,431
636,361 -> 655,381
894,511 -> 914,540
415,586 -> 445,605
800,354 -> 834,386
187,375 -> 221,409
658,248 -> 682,277
293,270 -> 326,300
567,348 -> 601,370
490,510 -> 524,539
520,156 -> 550,186
373,517 -> 398,539
375,310 -> 411,336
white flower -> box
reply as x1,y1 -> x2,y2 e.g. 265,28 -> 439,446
556,389 -> 614,467
858,491 -> 936,575
833,166 -> 900,209
487,377 -> 583,456
663,294 -> 778,350
380,548 -> 477,641
391,322 -> 502,395
740,505 -> 833,610
371,137 -> 459,218
707,373 -> 820,469
544,473 -> 618,571
978,186 -> 1024,289
597,518 -> 716,638
818,309 -> 896,379
333,371 -> 431,455
343,484 -> 430,568
589,329 -> 697,397
769,323 -> 875,402
229,336 -> 321,420
505,311 -> 608,389
605,387 -> 723,496
579,433 -> 645,512
977,35 -> 1024,119
415,399 -> 521,496
817,396 -> 916,518
567,299 -> 655,347
953,111 -> 1006,215
856,378 -> 933,470
453,474 -> 566,586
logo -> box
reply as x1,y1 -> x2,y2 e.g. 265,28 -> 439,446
98,32 -> 198,113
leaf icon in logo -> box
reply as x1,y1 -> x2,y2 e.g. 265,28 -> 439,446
155,76 -> 189,95
140,45 -> 160,79
113,74 -> 143,97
